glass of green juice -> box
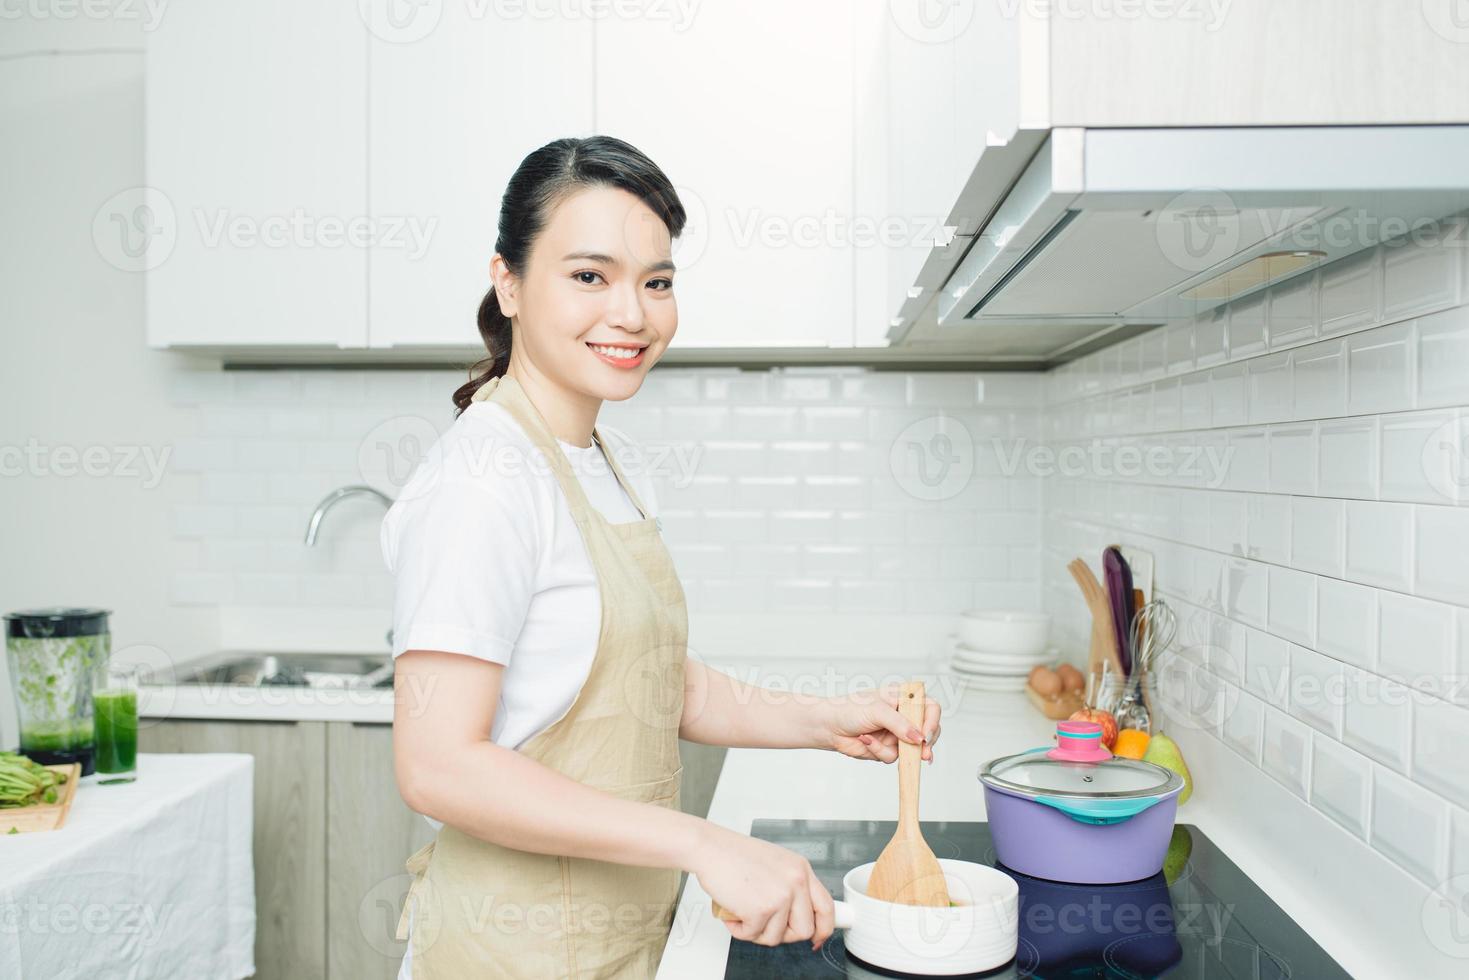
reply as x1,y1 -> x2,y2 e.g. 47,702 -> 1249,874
93,662 -> 138,784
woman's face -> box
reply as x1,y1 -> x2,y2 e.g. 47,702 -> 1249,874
496,184 -> 679,402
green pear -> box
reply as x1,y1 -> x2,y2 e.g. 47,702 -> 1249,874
1143,732 -> 1193,806
1162,825 -> 1193,885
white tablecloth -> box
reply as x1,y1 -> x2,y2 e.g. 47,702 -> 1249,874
0,753 -> 255,980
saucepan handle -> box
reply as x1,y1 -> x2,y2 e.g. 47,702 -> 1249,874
712,899 -> 856,930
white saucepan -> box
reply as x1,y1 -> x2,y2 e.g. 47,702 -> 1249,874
716,858 -> 1019,975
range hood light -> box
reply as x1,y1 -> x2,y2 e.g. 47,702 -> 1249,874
907,286 -> 924,299
1179,250 -> 1328,302
889,317 -> 905,329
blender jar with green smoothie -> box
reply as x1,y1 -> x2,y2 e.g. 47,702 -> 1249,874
5,608 -> 110,775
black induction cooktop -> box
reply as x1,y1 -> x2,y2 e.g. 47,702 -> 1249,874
723,820 -> 1349,979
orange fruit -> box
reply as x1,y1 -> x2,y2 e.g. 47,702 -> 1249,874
1114,729 -> 1151,759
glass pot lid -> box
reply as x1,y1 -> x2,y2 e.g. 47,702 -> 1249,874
979,752 -> 1183,801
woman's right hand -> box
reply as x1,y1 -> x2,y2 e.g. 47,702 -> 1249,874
690,823 -> 836,951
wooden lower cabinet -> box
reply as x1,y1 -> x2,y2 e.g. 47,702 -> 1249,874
143,719 -> 329,980
145,720 -> 728,979
325,722 -> 435,980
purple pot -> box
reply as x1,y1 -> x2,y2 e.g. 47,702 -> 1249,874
979,749 -> 1184,885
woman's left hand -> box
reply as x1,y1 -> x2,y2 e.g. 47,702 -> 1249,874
817,683 -> 942,764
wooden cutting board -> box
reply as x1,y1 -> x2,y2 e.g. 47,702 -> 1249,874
1,763 -> 82,834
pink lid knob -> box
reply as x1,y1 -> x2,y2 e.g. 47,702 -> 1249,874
1046,720 -> 1113,763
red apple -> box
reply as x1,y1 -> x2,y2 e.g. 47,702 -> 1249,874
1068,707 -> 1119,750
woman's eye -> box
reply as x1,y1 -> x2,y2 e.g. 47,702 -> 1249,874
574,270 -> 604,285
648,278 -> 673,291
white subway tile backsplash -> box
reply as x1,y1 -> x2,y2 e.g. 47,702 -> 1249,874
1245,627 -> 1291,708
1311,735 -> 1371,839
1247,352 -> 1293,423
1380,410 -> 1461,504
1222,429 -> 1268,492
1379,592 -> 1456,698
1220,686 -> 1263,763
1195,311 -> 1229,368
1383,233 -> 1460,321
1210,364 -> 1249,427
1164,322 -> 1194,374
733,476 -> 800,510
1267,425 -> 1317,495
1262,704 -> 1312,798
1224,558 -> 1268,628
1268,567 -> 1316,646
1341,669 -> 1411,773
1450,808 -> 1469,898
1179,372 -> 1211,429
1414,696 -> 1469,809
1246,494 -> 1290,564
1347,321 -> 1415,416
1319,246 -> 1380,337
1344,500 -> 1412,591
1292,339 -> 1345,420
1414,505 -> 1469,604
1290,497 -> 1343,577
1044,233 -> 1468,898
1318,419 -> 1377,498
1228,293 -> 1268,360
1417,306 -> 1469,409
734,544 -> 799,578
1316,578 -> 1378,670
1209,491 -> 1248,554
1289,643 -> 1344,737
1372,766 -> 1449,887
1268,272 -> 1319,349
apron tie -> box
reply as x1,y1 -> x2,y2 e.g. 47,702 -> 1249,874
395,839 -> 437,943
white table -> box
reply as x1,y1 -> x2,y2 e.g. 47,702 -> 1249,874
0,753 -> 255,980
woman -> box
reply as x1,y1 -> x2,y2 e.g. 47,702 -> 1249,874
385,136 -> 942,979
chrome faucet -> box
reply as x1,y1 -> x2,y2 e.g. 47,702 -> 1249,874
303,485 -> 393,545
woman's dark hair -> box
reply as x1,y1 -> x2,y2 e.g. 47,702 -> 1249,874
452,136 -> 687,414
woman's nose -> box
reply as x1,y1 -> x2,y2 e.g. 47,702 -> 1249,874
607,283 -> 647,332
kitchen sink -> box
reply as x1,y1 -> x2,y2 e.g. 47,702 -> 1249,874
172,651 -> 394,689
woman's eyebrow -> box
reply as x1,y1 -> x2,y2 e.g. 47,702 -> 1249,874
561,250 -> 676,274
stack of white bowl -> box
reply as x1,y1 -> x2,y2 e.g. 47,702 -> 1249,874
949,610 -> 1053,691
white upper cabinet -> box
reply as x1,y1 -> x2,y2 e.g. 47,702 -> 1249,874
145,1 -> 368,347
594,1 -> 857,349
366,11 -> 594,348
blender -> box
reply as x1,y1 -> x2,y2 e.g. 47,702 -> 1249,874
5,608 -> 111,776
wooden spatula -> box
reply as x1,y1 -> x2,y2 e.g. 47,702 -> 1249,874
864,681 -> 950,907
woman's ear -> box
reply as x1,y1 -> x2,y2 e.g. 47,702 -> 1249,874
489,255 -> 519,318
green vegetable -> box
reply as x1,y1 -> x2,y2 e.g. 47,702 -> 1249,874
0,752 -> 65,808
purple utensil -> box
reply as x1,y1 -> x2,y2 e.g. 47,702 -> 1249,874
1103,547 -> 1135,676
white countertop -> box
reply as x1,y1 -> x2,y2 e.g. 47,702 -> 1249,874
654,673 -> 1396,980
139,680 -> 396,723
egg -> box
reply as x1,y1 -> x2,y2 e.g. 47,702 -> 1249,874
1056,664 -> 1085,692
1029,666 -> 1061,697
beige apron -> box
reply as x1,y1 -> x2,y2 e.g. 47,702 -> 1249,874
395,372 -> 687,979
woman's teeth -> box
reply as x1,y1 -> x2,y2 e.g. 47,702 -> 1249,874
588,344 -> 640,360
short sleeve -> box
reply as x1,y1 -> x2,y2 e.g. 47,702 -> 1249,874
381,477 -> 541,665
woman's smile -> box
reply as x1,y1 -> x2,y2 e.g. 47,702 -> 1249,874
586,341 -> 647,369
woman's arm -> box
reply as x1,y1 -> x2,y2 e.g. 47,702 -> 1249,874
393,648 -> 841,950
678,657 -> 941,761
393,649 -> 704,870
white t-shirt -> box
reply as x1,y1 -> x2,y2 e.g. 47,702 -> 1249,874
380,400 -> 660,813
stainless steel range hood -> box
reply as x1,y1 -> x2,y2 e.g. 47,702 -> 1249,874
898,125 -> 1469,358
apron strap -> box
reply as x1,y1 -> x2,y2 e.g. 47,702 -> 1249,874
592,427 -> 651,522
395,839 -> 437,943
472,373 -> 648,525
